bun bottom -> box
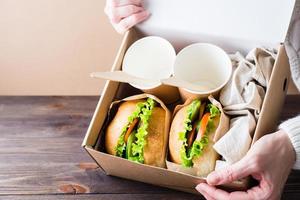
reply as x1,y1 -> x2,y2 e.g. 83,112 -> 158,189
192,132 -> 219,177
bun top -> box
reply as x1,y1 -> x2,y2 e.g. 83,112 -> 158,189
142,106 -> 166,167
168,106 -> 189,164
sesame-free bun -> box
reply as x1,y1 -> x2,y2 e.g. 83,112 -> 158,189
105,99 -> 166,167
168,106 -> 188,164
192,116 -> 220,177
168,105 -> 220,176
105,100 -> 143,156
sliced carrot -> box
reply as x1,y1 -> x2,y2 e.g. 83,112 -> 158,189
124,118 -> 139,144
197,113 -> 210,139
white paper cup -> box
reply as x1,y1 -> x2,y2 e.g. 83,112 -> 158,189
122,36 -> 179,103
174,43 -> 232,101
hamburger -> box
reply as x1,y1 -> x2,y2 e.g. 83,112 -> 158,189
105,97 -> 166,167
169,99 -> 221,176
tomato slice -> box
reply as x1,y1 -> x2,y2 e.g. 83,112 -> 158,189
197,113 -> 210,139
187,122 -> 198,147
124,118 -> 139,144
199,102 -> 206,121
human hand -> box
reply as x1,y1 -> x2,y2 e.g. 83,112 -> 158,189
196,130 -> 296,200
104,0 -> 150,34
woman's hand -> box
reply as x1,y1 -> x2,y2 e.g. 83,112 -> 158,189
104,0 -> 150,34
196,130 -> 296,200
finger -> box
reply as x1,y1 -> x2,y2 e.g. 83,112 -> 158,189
109,0 -> 142,7
199,183 -> 269,200
207,156 -> 254,185
201,191 -> 216,200
110,5 -> 144,23
115,10 -> 149,34
197,183 -> 230,200
228,185 -> 269,200
228,191 -> 256,200
196,184 -> 216,200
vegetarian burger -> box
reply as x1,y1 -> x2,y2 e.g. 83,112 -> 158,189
169,99 -> 221,176
105,98 -> 166,167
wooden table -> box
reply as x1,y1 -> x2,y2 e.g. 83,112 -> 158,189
0,96 -> 300,200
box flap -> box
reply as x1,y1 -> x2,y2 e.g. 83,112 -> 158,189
137,0 -> 296,53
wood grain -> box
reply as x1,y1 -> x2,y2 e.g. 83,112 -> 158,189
0,194 -> 200,200
0,96 -> 299,199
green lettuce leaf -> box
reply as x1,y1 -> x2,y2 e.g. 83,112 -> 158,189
179,100 -> 201,167
206,104 -> 220,132
208,104 -> 220,118
115,98 -> 156,163
180,102 -> 221,167
115,101 -> 146,157
130,98 -> 155,163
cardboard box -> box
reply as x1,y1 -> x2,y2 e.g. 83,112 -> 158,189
82,0 -> 296,195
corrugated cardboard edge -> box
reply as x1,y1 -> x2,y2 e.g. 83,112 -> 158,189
251,45 -> 290,145
105,93 -> 171,168
85,145 -> 206,194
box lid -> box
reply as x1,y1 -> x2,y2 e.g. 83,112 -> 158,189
137,0 -> 296,53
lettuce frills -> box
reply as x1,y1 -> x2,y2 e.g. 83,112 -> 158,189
179,101 -> 220,167
178,100 -> 201,167
115,98 -> 156,164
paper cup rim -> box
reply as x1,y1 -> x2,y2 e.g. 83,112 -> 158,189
123,36 -> 176,90
181,75 -> 230,95
175,42 -> 232,95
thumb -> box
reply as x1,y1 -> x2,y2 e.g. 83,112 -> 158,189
207,156 -> 253,185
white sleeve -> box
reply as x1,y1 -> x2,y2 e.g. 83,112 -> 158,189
285,1 -> 300,90
279,115 -> 300,169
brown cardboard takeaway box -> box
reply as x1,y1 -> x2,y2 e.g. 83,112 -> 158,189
82,0 -> 297,195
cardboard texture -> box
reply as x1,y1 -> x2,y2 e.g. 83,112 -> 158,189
138,0 -> 295,53
82,0 -> 295,195
142,84 -> 180,104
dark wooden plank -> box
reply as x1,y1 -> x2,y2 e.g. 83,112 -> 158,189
1,192 -> 299,200
0,194 -> 200,200
0,95 -> 299,199
0,96 -> 98,194
0,96 -> 200,198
